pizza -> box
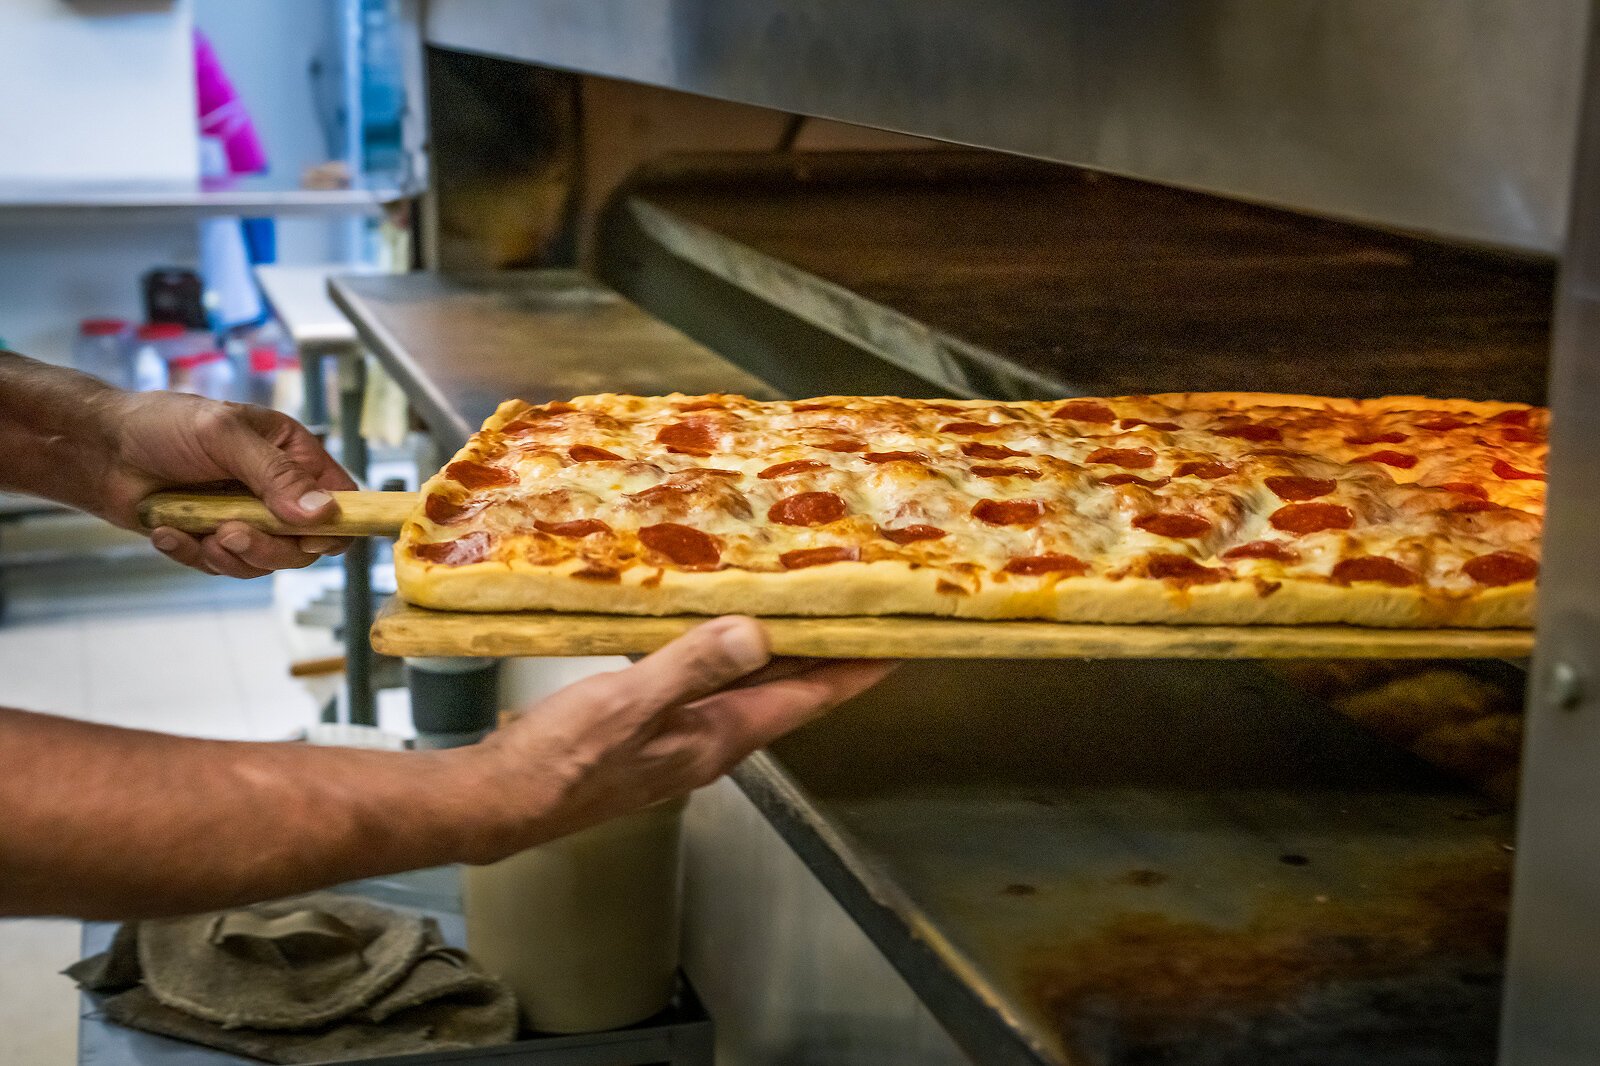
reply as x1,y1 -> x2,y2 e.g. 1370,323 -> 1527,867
394,393 -> 1546,627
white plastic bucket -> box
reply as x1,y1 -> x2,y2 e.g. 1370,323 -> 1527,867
463,796 -> 688,1034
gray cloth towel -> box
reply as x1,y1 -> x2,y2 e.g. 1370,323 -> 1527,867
67,893 -> 518,1064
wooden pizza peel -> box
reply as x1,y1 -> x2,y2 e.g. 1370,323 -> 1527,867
140,490 -> 1537,661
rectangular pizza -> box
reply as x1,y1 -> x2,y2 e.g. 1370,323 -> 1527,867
394,393 -> 1545,628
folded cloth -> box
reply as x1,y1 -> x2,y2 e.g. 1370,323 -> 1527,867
67,893 -> 517,1064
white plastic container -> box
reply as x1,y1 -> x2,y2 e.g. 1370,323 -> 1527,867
169,350 -> 238,402
72,318 -> 133,388
463,797 -> 688,1034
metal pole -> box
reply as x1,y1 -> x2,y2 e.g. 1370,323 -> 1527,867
338,353 -> 376,727
1500,5 -> 1600,1063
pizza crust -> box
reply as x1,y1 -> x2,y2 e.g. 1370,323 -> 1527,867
396,551 -> 1531,628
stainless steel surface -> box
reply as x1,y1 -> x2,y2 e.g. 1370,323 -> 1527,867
328,270 -> 775,452
1501,11 -> 1600,1064
682,778 -> 971,1066
427,0 -> 1587,252
740,658 -> 1512,1066
614,153 -> 1554,404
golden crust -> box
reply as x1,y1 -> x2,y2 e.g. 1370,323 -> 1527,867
396,392 -> 1545,627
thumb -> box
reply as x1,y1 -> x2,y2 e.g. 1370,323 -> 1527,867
207,411 -> 338,526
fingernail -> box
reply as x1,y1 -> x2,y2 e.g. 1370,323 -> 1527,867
301,536 -> 341,554
299,490 -> 333,512
717,618 -> 770,674
152,531 -> 179,552
220,530 -> 251,554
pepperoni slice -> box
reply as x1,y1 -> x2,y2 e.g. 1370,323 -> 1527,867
880,524 -> 947,544
1463,551 -> 1539,586
1052,401 -> 1116,424
1134,513 -> 1213,539
676,400 -> 724,412
1416,418 -> 1466,432
1265,475 -> 1337,501
818,438 -> 867,453
1086,447 -> 1156,469
1345,430 -> 1409,445
863,451 -> 929,464
940,421 -> 1005,435
568,445 -> 623,463
1352,450 -> 1418,470
1003,553 -> 1088,576
445,459 -> 516,489
534,518 -> 611,538
781,545 -> 860,569
655,420 -> 718,456
759,459 -> 829,479
962,442 -> 1031,460
1121,418 -> 1180,431
1223,540 -> 1298,562
972,499 -> 1045,526
1173,460 -> 1233,480
1492,459 -> 1545,481
1491,409 -> 1533,427
1501,426 -> 1544,444
1215,423 -> 1282,442
638,523 -> 722,569
1099,474 -> 1172,488
1450,498 -> 1502,514
1331,557 -> 1416,586
1437,482 -> 1489,499
1144,553 -> 1225,585
424,496 -> 485,525
971,465 -> 1042,480
769,491 -> 847,526
413,531 -> 493,565
792,402 -> 835,412
1270,502 -> 1355,534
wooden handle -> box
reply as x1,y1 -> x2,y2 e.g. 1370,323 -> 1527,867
138,490 -> 416,537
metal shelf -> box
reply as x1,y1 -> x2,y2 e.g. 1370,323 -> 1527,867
740,657 -> 1514,1066
327,269 -> 774,453
0,178 -> 414,222
607,152 -> 1555,406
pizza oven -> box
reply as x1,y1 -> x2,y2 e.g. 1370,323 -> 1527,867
341,5 -> 1600,1064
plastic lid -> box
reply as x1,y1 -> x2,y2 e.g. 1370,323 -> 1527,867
136,322 -> 187,341
249,347 -> 279,373
171,350 -> 225,370
79,318 -> 130,336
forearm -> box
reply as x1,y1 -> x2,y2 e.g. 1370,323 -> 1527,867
0,350 -> 121,512
0,707 -> 525,919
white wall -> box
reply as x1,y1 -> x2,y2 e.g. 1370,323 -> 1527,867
0,1 -> 355,363
0,0 -> 197,185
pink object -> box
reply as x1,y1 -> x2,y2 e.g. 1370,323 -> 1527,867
193,30 -> 268,176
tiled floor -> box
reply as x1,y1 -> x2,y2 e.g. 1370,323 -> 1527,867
0,552 -> 349,1065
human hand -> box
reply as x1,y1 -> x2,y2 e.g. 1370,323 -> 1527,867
98,391 -> 358,578
470,616 -> 898,855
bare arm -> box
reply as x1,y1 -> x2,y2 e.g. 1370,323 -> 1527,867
0,617 -> 894,919
0,349 -> 356,575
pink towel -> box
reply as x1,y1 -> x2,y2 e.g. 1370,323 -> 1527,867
193,30 -> 268,176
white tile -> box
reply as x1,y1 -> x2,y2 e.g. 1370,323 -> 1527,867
0,618 -> 89,718
0,918 -> 80,1066
218,609 -> 318,740
81,612 -> 250,737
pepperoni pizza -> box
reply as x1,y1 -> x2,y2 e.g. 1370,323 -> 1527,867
395,393 -> 1545,627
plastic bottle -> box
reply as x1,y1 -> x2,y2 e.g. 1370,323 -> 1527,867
73,318 -> 134,389
131,323 -> 183,392
171,350 -> 237,401
245,346 -> 279,407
